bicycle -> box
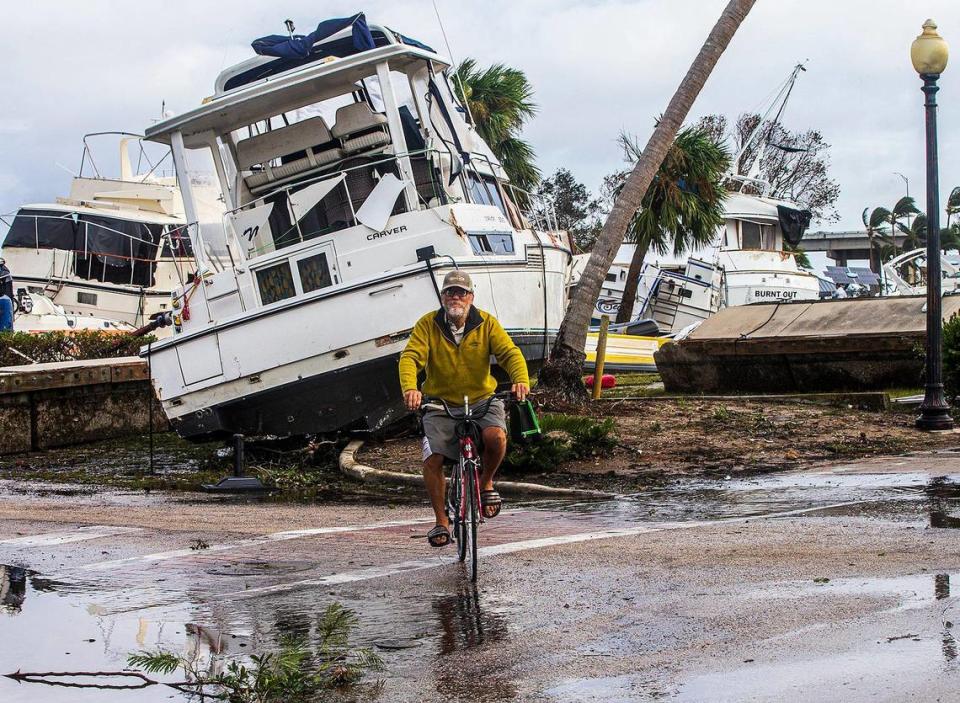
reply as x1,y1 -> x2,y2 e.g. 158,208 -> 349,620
421,390 -> 515,582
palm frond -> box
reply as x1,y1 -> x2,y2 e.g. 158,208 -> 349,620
892,195 -> 919,217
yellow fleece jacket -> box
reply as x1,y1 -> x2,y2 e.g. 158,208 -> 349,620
398,306 -> 529,404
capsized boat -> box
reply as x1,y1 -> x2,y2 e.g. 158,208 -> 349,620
140,14 -> 572,440
881,247 -> 960,296
1,132 -> 225,335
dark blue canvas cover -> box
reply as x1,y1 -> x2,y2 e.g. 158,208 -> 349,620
252,13 -> 375,59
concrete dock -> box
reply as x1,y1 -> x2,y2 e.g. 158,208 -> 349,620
0,357 -> 166,455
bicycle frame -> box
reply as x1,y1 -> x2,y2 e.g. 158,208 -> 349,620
422,391 -> 514,582
456,432 -> 483,527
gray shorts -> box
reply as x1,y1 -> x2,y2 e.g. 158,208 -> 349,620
421,397 -> 507,463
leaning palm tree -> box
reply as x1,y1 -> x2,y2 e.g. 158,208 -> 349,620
538,0 -> 758,399
614,127 -> 730,323
887,196 -> 919,255
862,206 -> 890,272
453,58 -> 541,192
902,211 -> 927,251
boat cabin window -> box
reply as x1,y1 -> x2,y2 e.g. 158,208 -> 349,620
739,220 -> 778,250
77,292 -> 97,305
297,252 -> 334,292
469,232 -> 514,255
255,261 -> 297,305
466,173 -> 508,218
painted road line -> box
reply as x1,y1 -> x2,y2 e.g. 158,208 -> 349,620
0,525 -> 143,546
80,517 -> 441,571
228,500 -> 869,600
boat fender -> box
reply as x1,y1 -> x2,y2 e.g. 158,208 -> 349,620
584,374 -> 616,389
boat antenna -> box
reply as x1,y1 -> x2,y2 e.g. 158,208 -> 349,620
431,0 -> 476,127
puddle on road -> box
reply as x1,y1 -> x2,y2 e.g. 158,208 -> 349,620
674,636 -> 958,702
0,563 -> 214,703
527,472 -> 960,527
4,470 -> 960,702
0,559 -> 521,703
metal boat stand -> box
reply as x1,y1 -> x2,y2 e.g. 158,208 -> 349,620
203,434 -> 267,492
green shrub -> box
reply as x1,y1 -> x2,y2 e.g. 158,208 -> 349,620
0,330 -> 153,366
945,312 -> 960,404
502,413 -> 616,474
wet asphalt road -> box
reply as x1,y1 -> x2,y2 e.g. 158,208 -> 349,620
2,450 -> 960,702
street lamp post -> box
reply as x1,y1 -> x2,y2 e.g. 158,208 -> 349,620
911,19 -> 955,431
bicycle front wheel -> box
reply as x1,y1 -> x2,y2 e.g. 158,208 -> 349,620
465,465 -> 479,582
450,463 -> 467,562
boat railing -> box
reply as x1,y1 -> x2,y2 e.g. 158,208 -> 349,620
230,147 -> 559,260
79,131 -> 174,183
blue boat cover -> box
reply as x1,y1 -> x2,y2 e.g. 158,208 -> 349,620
252,13 -> 376,59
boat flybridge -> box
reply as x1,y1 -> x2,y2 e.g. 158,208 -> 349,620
1,133 -> 225,334
141,14 -> 571,440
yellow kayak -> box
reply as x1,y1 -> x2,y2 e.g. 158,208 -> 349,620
584,332 -> 667,373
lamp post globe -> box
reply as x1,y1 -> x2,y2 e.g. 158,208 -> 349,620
911,19 -> 949,75
912,19 -> 955,431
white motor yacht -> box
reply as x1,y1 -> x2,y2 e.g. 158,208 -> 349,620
1,133 -> 225,334
140,14 -> 571,439
12,292 -> 135,334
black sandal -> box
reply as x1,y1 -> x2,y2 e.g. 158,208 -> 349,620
481,490 -> 503,519
427,524 -> 451,547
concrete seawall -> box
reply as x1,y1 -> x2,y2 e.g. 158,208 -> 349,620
0,357 -> 167,455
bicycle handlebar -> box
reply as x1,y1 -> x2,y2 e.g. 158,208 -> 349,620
420,390 -> 516,420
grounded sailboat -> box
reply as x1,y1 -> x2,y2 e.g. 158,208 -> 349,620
140,14 -> 572,439
582,64 -> 821,334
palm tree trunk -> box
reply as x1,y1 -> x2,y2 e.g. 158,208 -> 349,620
538,0 -> 758,400
868,231 -> 879,274
615,238 -> 652,324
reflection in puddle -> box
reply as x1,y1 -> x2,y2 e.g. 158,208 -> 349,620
433,582 -> 508,655
432,583 -> 516,701
0,564 -> 27,612
926,477 -> 960,528
1,564 -> 61,614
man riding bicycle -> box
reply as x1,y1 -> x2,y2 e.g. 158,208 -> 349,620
399,271 -> 529,548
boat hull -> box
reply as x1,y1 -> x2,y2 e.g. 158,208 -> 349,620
171,332 -> 553,440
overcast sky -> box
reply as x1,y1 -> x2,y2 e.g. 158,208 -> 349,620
3,0 -> 960,245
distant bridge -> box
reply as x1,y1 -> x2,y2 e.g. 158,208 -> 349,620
802,230 -> 908,267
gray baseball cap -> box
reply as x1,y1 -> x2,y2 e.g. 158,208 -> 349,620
441,270 -> 473,293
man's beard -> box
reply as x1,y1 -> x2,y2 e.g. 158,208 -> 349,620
444,301 -> 467,320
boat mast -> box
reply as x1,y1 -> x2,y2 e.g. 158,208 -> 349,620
730,62 -> 807,193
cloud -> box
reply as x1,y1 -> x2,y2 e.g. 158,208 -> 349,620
2,0 -> 959,235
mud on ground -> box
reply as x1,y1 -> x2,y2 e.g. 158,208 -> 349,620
359,399 -> 960,491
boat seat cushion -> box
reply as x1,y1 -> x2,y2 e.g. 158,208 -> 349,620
331,103 -> 389,140
341,131 -> 391,154
245,146 -> 344,190
236,117 -> 337,169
